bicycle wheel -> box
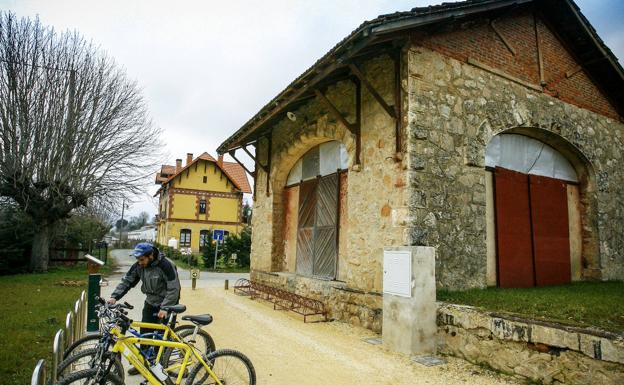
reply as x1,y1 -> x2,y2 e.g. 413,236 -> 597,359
185,349 -> 256,385
54,368 -> 124,385
57,348 -> 124,380
162,326 -> 216,377
63,333 -> 102,359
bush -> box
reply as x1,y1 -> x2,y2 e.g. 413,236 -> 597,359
202,227 -> 251,269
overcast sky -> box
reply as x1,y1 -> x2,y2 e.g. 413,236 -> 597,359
2,0 -> 622,219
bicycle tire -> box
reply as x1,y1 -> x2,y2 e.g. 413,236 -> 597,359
53,367 -> 124,385
185,349 -> 256,385
161,326 -> 216,377
63,333 -> 102,359
57,347 -> 124,380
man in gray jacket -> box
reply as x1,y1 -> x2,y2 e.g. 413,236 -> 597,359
108,242 -> 181,325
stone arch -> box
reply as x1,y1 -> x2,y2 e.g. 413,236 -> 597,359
267,118 -> 355,271
484,126 -> 600,285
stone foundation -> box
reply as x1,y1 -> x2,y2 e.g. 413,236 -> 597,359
251,270 -> 383,332
437,303 -> 624,385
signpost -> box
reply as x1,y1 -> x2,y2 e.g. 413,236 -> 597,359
212,230 -> 225,270
85,254 -> 105,332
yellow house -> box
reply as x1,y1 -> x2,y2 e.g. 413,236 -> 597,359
154,152 -> 251,252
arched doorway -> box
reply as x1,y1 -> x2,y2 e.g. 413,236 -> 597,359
485,133 -> 583,288
283,141 -> 348,279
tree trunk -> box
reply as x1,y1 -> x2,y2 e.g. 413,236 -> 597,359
30,224 -> 51,272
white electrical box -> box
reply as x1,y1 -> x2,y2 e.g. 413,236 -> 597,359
383,249 -> 412,298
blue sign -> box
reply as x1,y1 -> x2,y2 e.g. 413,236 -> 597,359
212,229 -> 224,241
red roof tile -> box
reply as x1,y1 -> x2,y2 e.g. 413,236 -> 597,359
222,161 -> 252,194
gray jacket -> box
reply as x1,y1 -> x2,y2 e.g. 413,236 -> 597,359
111,248 -> 181,308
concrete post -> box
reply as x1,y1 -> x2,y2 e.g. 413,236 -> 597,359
382,246 -> 436,355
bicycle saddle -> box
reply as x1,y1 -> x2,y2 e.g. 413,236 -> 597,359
161,304 -> 187,314
181,314 -> 213,325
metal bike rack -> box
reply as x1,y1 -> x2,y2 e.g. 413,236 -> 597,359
30,359 -> 46,385
65,311 -> 74,348
32,288 -> 89,384
234,278 -> 327,322
51,329 -> 65,383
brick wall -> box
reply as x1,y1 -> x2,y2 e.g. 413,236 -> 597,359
415,8 -> 620,120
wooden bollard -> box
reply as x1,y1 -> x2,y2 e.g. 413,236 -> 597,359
224,279 -> 229,290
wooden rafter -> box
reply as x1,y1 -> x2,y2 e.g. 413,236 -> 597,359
490,19 -> 516,56
534,13 -> 545,86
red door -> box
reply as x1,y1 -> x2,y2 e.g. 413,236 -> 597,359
494,167 -> 571,287
530,175 -> 571,286
494,168 -> 535,288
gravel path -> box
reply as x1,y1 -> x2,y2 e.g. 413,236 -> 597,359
102,250 -> 523,385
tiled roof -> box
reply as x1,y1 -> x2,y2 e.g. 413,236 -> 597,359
222,161 -> 252,194
217,0 -> 624,153
156,152 -> 251,194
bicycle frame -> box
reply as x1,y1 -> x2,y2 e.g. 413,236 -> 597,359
110,322 -> 220,385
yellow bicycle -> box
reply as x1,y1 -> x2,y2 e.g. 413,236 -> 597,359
56,301 -> 256,385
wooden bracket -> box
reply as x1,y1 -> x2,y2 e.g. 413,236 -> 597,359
315,88 -> 361,166
266,131 -> 272,197
228,150 -> 255,176
314,89 -> 357,134
393,50 -> 403,159
348,63 -> 396,119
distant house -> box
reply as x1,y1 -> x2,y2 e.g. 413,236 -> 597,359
127,225 -> 156,242
154,152 -> 251,252
218,0 -> 624,331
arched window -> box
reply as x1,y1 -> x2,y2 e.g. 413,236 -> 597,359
286,141 -> 347,279
180,229 -> 191,248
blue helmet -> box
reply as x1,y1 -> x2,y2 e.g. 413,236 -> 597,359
130,242 -> 154,258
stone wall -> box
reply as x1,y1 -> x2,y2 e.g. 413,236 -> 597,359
249,54 -> 408,327
406,46 -> 624,289
437,303 -> 624,385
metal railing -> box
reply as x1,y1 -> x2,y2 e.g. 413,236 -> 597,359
31,289 -> 88,385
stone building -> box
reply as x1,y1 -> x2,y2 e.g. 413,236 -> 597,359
154,152 -> 251,252
218,0 -> 624,331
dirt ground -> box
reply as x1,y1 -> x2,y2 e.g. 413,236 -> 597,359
176,287 -> 523,385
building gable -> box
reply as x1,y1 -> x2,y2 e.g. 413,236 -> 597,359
417,7 -> 619,119
171,159 -> 237,193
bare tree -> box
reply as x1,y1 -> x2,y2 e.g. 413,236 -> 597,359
0,12 -> 162,272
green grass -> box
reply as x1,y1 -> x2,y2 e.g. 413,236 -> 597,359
437,281 -> 624,333
0,260 -> 114,385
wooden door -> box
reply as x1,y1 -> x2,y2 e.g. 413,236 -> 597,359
529,174 -> 571,286
494,167 -> 535,288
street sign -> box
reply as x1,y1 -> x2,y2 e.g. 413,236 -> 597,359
212,229 -> 224,241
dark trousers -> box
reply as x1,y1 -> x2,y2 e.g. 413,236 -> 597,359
140,302 -> 162,354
